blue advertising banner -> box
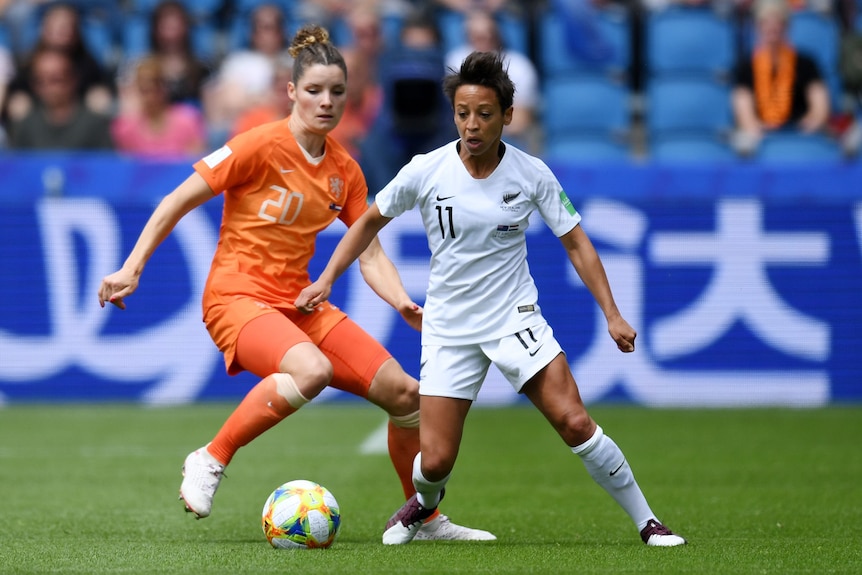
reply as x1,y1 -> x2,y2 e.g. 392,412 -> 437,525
1,154 -> 860,406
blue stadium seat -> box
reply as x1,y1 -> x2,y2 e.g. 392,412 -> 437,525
756,133 -> 844,163
788,10 -> 840,77
437,10 -> 528,56
543,75 -> 630,139
120,16 -> 149,62
650,134 -> 738,163
538,6 -> 630,78
544,135 -> 632,163
645,7 -> 736,79
127,0 -> 224,20
788,10 -> 843,108
226,0 -> 299,52
646,76 -> 732,137
80,18 -> 115,68
232,0 -> 297,19
328,13 -> 403,53
121,16 -> 220,64
15,3 -> 118,67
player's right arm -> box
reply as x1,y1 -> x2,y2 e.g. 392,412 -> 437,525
98,172 -> 215,309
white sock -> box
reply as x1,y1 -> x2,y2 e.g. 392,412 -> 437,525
571,425 -> 656,530
412,453 -> 448,509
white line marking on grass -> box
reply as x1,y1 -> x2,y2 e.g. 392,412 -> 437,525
359,419 -> 389,454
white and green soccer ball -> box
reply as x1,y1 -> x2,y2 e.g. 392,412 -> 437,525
261,480 -> 341,549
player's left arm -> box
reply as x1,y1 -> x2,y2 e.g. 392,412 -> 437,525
559,224 -> 636,352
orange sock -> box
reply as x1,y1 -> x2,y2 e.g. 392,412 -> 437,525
387,420 -> 420,500
208,375 -> 301,465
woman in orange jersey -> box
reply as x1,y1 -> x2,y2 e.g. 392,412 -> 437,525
97,24 -> 494,542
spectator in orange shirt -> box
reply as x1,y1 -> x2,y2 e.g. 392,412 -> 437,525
97,24 -> 495,542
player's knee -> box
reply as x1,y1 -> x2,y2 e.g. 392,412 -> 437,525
287,355 -> 333,399
556,409 -> 594,446
387,376 -> 419,415
370,361 -> 419,415
418,449 -> 454,483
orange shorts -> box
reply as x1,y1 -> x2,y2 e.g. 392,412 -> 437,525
205,297 -> 391,398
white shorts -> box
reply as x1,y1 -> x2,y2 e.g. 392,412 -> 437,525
419,321 -> 564,401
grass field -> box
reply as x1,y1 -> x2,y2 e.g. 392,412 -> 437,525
0,404 -> 860,574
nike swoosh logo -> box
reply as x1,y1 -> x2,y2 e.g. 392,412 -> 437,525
609,459 -> 626,476
436,194 -> 455,201
280,168 -> 294,174
529,344 -> 544,357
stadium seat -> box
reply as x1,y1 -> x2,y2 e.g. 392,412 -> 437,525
756,133 -> 844,163
543,135 -> 632,163
437,10 -> 528,56
226,16 -> 297,53
788,10 -> 840,77
645,76 -> 732,137
645,7 -> 736,79
127,0 -> 224,21
121,16 -> 220,64
543,75 -> 631,139
232,0 -> 297,18
788,10 -> 843,108
538,5 -> 630,78
80,18 -> 115,68
650,134 -> 738,163
328,12 -> 403,53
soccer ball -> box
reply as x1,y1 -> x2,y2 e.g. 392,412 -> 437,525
261,480 -> 341,549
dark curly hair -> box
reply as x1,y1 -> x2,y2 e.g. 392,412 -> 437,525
442,51 -> 515,112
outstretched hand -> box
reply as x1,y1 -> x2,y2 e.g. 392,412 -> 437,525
608,315 -> 636,353
397,301 -> 423,332
98,268 -> 139,310
295,280 -> 332,314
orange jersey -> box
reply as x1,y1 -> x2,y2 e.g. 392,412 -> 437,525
194,118 -> 369,312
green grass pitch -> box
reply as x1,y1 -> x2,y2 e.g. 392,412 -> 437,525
0,404 -> 860,574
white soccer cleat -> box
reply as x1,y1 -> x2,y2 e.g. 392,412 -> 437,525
179,445 -> 225,519
414,514 -> 497,541
382,493 -> 439,545
639,519 -> 687,547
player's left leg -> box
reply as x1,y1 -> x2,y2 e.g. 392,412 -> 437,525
522,353 -> 686,547
319,318 -> 495,542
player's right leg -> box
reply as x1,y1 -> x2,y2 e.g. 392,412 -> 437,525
180,309 -> 332,519
382,344 -> 484,545
320,327 -> 494,543
381,396 -> 472,545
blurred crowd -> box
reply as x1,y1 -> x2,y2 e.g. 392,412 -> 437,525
0,0 -> 861,174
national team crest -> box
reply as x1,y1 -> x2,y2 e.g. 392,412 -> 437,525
329,175 -> 344,199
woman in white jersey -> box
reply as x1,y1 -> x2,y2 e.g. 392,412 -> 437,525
295,51 -> 687,547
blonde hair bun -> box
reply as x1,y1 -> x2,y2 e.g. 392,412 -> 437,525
288,24 -> 331,58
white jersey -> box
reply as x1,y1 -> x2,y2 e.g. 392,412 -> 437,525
376,141 -> 582,345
